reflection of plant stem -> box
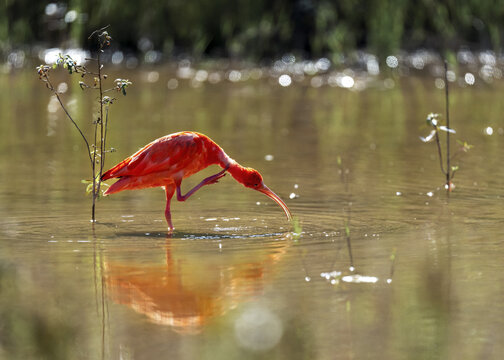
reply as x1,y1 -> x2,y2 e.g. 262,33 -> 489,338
291,217 -> 312,280
345,299 -> 354,359
92,225 -> 108,360
101,263 -> 106,360
299,251 -> 311,280
93,231 -> 99,316
344,210 -> 354,270
388,248 -> 397,282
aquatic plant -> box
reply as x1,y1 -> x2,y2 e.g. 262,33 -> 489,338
291,217 -> 302,242
36,26 -> 132,221
420,112 -> 457,191
420,61 -> 471,193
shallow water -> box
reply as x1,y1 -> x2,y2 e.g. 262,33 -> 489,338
1,67 -> 504,359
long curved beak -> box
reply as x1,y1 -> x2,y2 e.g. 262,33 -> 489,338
258,184 -> 292,221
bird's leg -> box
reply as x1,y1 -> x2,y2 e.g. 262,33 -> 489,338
164,185 -> 175,231
176,167 -> 228,202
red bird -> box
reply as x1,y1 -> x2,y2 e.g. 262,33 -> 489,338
101,131 -> 292,231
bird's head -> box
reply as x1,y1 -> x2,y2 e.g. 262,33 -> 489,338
240,167 -> 264,190
228,163 -> 292,221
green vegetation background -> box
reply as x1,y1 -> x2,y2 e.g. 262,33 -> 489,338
1,0 -> 503,60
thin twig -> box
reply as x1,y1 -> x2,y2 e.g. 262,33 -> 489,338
96,39 -> 105,201
92,122 -> 98,221
445,60 -> 451,187
89,29 -> 109,220
100,106 -> 110,176
90,40 -> 102,221
37,27 -> 128,222
434,130 -> 447,175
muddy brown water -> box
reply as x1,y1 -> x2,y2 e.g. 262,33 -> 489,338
1,68 -> 504,359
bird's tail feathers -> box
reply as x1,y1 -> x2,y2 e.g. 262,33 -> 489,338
101,156 -> 133,181
101,169 -> 113,181
103,177 -> 130,195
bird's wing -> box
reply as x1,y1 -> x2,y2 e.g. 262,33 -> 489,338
102,132 -> 205,180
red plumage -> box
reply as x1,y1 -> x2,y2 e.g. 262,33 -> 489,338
101,131 -> 292,231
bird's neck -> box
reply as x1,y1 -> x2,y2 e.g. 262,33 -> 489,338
214,152 -> 245,182
226,161 -> 248,182
209,143 -> 247,182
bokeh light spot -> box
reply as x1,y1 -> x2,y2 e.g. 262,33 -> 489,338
228,70 -> 241,82
278,74 -> 292,87
167,78 -> 178,90
341,75 -> 354,88
464,72 -> 475,85
386,55 -> 398,68
235,305 -> 283,352
435,78 -> 445,89
64,10 -> 77,23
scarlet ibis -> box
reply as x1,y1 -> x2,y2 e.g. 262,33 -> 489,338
101,131 -> 292,230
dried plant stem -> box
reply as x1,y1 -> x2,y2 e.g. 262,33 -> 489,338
101,107 -> 109,175
37,26 -> 131,223
90,33 -> 110,221
92,47 -> 105,221
92,115 -> 98,221
434,131 -> 447,176
445,60 -> 451,191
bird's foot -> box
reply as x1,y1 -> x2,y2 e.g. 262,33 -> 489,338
205,172 -> 226,185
